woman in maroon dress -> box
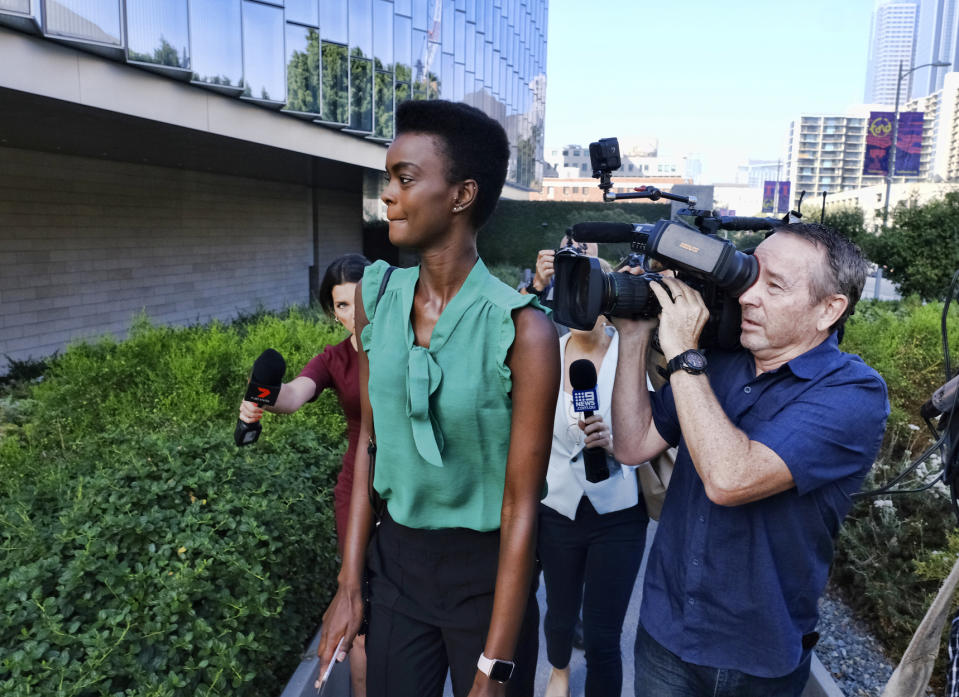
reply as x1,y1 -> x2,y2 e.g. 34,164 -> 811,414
238,252 -> 371,695
239,253 -> 370,547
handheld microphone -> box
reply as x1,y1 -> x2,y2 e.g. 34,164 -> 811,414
234,348 -> 286,447
569,358 -> 610,483
920,373 -> 959,421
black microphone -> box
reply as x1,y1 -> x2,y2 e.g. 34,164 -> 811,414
570,221 -> 637,244
920,373 -> 959,421
234,348 -> 286,447
569,358 -> 610,483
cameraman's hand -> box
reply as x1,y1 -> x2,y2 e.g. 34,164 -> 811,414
649,276 -> 708,360
531,249 -> 555,292
610,264 -> 658,338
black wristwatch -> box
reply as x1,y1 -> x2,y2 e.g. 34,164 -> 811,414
524,280 -> 543,297
665,349 -> 707,380
477,653 -> 515,683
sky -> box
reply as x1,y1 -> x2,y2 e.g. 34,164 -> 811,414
544,0 -> 878,183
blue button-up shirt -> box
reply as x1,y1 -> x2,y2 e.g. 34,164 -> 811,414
642,333 -> 889,678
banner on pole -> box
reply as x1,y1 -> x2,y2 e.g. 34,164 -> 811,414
863,111 -> 894,176
894,111 -> 923,176
762,180 -> 775,213
777,181 -> 791,214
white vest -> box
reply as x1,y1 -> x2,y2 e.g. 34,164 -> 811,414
541,329 -> 640,520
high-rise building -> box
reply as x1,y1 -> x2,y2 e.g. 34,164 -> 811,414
905,71 -> 959,180
865,0 -> 920,106
783,111 -> 884,208
0,0 -> 548,370
910,0 -> 959,99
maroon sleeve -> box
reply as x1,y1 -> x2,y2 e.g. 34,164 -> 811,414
297,347 -> 335,402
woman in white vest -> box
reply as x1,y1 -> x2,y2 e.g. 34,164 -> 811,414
539,258 -> 650,697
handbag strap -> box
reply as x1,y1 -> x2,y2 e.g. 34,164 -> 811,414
367,265 -> 396,519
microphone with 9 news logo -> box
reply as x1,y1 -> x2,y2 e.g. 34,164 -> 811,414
234,348 -> 285,447
569,358 -> 611,483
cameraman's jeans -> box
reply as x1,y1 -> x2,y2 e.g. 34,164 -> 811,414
634,624 -> 810,697
538,498 -> 647,697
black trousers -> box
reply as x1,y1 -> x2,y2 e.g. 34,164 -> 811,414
365,511 -> 539,697
539,497 -> 648,697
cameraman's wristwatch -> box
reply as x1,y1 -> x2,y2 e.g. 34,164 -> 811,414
665,349 -> 707,380
477,653 -> 515,683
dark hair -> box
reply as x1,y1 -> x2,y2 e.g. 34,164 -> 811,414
771,222 -> 868,332
318,253 -> 371,316
395,99 -> 510,229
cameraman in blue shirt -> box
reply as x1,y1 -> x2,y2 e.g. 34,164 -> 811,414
611,222 -> 889,697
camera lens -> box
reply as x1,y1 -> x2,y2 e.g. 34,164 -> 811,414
604,272 -> 660,320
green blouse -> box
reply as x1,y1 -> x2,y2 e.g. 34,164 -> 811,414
361,258 -> 543,531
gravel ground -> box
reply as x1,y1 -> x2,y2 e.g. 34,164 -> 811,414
816,587 -> 935,697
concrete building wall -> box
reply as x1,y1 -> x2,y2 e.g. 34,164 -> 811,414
0,146 -> 360,370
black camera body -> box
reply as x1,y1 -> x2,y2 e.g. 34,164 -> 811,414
551,137 -> 785,350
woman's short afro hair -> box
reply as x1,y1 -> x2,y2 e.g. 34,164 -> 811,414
395,99 -> 510,229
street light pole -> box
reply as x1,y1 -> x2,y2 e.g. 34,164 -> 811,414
875,59 -> 950,298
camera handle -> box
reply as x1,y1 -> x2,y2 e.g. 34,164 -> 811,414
602,185 -> 697,207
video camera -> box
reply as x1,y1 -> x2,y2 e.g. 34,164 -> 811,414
552,137 -> 789,350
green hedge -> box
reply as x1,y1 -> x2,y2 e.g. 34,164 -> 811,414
478,199 -> 671,268
833,297 -> 959,688
0,311 -> 348,697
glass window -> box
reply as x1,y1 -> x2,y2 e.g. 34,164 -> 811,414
395,0 -> 411,15
350,0 -> 372,57
465,21 -> 474,71
395,80 -> 410,107
242,1 -> 285,102
466,0 -> 475,21
473,29 -> 483,79
320,0 -> 347,43
491,46 -> 500,94
321,41 -> 349,123
126,0 -> 189,69
412,0 -> 426,30
374,70 -> 394,138
440,51 -> 452,99
394,14 -> 411,80
373,0 -> 392,69
453,61 -> 464,101
45,0 -> 121,44
412,27 -> 427,81
190,0 -> 243,89
285,0 -> 318,26
454,9 -> 464,63
483,40 -> 492,88
442,0 -> 453,49
350,54 -> 373,131
0,0 -> 30,12
285,24 -> 320,113
455,0 -> 464,10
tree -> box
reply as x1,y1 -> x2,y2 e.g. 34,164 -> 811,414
871,192 -> 959,300
286,29 -> 320,114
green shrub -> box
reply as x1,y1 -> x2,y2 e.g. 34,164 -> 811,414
479,199 -> 670,268
0,309 -> 349,696
841,297 -> 958,460
832,297 -> 958,689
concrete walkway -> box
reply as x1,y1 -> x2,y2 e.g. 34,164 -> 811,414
284,518 -> 840,697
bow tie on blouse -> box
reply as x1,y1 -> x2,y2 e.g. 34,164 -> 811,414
406,345 -> 445,467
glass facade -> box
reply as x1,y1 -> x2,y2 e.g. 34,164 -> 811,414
2,0 -> 548,187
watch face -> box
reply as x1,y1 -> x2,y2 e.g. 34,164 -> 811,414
489,660 -> 514,682
683,351 -> 706,371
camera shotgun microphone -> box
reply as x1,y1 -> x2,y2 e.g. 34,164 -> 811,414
569,358 -> 610,483
570,221 -> 642,245
234,348 -> 286,447
920,373 -> 959,421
